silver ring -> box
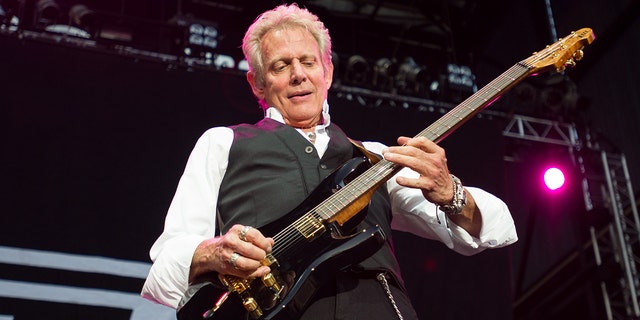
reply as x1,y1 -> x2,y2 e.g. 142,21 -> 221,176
229,252 -> 240,270
240,226 -> 251,241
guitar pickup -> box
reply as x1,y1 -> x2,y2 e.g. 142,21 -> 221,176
294,214 -> 326,240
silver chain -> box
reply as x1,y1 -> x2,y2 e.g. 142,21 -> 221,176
376,273 -> 404,320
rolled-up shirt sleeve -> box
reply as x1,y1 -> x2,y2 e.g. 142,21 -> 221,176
362,141 -> 518,256
141,127 -> 233,308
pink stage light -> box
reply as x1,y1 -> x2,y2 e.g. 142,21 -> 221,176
543,167 -> 566,191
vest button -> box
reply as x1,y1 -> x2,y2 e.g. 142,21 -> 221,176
304,146 -> 314,154
320,164 -> 327,169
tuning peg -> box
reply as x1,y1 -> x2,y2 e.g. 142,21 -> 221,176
565,59 -> 576,68
573,49 -> 584,61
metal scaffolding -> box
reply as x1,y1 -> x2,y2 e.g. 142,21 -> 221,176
590,152 -> 640,319
502,114 -> 640,319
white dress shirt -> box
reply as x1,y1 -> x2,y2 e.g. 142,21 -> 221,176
141,103 -> 518,308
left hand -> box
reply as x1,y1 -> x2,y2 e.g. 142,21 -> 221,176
382,136 -> 454,205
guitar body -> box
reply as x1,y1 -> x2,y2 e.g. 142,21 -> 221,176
178,157 -> 387,320
178,226 -> 385,320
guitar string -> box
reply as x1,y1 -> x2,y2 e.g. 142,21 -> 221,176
272,163 -> 392,258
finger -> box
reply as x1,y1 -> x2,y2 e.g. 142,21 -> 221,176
234,242 -> 270,266
218,246 -> 263,274
383,148 -> 430,171
240,227 -> 275,253
401,136 -> 442,153
226,253 -> 271,277
220,237 -> 272,269
230,253 -> 272,272
396,175 -> 438,190
229,224 -> 274,253
397,136 -> 412,146
247,266 -> 272,278
385,140 -> 436,160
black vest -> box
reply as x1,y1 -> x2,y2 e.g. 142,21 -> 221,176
217,118 -> 404,286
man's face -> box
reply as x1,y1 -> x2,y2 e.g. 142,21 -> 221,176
248,27 -> 333,128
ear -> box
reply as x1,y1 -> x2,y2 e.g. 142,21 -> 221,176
247,71 -> 265,100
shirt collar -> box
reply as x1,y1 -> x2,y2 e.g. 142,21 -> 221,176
264,100 -> 331,129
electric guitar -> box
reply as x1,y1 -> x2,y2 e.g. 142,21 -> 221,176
177,27 -> 595,320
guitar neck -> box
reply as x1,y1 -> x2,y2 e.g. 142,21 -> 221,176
318,61 -> 535,219
419,62 -> 532,143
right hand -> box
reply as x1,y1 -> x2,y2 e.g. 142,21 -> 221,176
189,224 -> 275,282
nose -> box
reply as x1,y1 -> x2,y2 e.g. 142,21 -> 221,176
290,60 -> 306,84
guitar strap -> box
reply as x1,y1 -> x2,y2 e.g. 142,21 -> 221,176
216,208 -> 223,236
348,138 -> 381,165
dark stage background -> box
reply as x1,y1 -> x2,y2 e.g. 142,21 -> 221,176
1,0 -> 639,319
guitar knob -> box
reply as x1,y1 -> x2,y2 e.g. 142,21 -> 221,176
242,297 -> 263,319
262,272 -> 283,298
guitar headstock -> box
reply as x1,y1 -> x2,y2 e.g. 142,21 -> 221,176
523,27 -> 595,74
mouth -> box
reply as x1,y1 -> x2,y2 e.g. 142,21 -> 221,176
288,91 -> 312,99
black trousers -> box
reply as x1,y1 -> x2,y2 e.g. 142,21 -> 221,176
298,272 -> 419,320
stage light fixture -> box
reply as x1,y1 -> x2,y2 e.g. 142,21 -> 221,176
0,1 -> 20,32
213,54 -> 234,69
344,55 -> 369,85
535,148 -> 576,196
68,4 -> 96,35
0,3 -> 15,29
540,74 -> 579,116
446,63 -> 476,90
35,0 -> 59,27
237,59 -> 249,72
372,58 -> 398,90
33,2 -> 94,38
544,167 -> 566,191
511,81 -> 539,115
188,23 -> 218,49
170,14 -> 219,59
398,57 -> 428,82
396,57 -> 429,94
